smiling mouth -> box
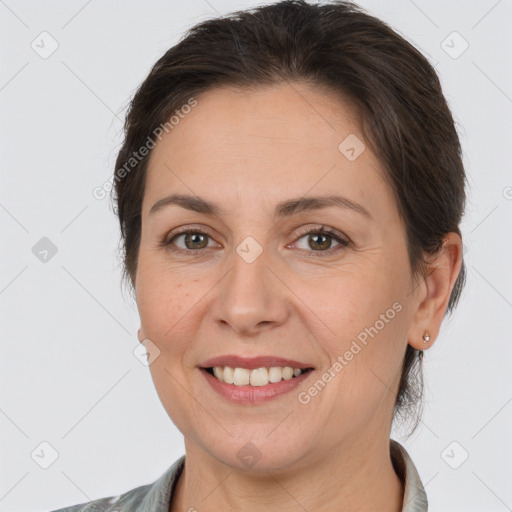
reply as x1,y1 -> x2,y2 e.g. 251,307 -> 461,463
202,366 -> 314,387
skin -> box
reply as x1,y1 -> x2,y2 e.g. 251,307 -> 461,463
134,81 -> 462,512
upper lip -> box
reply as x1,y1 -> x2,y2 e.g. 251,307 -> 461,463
199,355 -> 315,370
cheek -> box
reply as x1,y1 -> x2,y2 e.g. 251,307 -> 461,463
135,255 -> 203,343
297,258 -> 405,338
305,258 -> 409,390
136,271 -> 211,438
314,299 -> 408,438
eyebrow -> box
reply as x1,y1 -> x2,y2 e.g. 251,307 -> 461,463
149,193 -> 371,219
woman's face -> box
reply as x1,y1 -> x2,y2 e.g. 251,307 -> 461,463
135,82 -> 424,471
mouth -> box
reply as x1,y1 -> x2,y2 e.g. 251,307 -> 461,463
199,364 -> 315,404
198,355 -> 316,403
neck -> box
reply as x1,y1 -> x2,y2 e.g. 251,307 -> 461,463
170,432 -> 404,512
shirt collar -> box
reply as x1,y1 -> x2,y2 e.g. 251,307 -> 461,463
390,439 -> 429,511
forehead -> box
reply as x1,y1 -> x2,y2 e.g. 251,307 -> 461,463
143,82 -> 390,218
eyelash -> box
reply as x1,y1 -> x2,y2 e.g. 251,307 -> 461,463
160,225 -> 350,258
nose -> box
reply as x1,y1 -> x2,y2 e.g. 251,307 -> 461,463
212,245 -> 290,337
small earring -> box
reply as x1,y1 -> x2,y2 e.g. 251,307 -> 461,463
422,331 -> 431,344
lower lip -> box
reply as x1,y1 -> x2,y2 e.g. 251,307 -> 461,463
200,368 -> 314,404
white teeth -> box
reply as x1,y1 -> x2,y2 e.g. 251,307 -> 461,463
233,367 -> 250,385
249,367 -> 269,387
268,367 -> 283,383
282,367 -> 294,380
213,367 -> 224,382
223,366 -> 234,384
210,366 -> 308,386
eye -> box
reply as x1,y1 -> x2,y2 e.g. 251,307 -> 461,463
162,228 -> 218,255
292,225 -> 349,256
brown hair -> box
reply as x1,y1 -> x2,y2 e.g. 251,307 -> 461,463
111,0 -> 466,435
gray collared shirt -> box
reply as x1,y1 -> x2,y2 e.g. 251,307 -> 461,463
50,439 -> 427,511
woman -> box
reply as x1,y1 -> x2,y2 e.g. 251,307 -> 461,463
52,0 -> 466,510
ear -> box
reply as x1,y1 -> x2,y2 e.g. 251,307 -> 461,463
137,327 -> 145,343
407,232 -> 463,350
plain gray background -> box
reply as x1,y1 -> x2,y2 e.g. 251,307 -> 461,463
0,1 -> 511,511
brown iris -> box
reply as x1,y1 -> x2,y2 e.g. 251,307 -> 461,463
184,232 -> 209,250
308,233 -> 332,251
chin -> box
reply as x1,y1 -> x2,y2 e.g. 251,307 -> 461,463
196,433 -> 311,473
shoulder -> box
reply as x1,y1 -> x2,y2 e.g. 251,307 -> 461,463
48,482 -> 153,512
49,455 -> 185,512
